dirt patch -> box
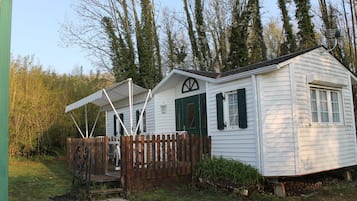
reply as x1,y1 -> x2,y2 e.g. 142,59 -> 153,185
49,193 -> 77,201
279,169 -> 348,196
284,181 -> 322,196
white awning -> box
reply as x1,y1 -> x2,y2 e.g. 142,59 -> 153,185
65,79 -> 147,113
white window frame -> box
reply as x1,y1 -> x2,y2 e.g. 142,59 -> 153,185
223,91 -> 239,129
309,85 -> 343,125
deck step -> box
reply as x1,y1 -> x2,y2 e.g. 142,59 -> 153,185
89,188 -> 124,200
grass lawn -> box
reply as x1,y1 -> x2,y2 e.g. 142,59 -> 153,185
129,185 -> 279,201
8,158 -> 357,201
9,157 -> 72,201
129,181 -> 357,201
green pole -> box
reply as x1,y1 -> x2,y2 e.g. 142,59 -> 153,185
0,0 -> 12,200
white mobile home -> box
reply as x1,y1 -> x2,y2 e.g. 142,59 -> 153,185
69,46 -> 357,177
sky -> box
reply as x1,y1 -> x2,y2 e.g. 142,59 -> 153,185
11,0 -> 91,74
11,0 -> 280,75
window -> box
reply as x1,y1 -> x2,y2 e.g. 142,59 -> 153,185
310,90 -> 318,122
136,110 -> 147,133
226,91 -> 239,127
216,88 -> 247,130
310,87 -> 342,123
182,77 -> 199,93
331,92 -> 340,122
319,90 -> 329,122
114,113 -> 124,136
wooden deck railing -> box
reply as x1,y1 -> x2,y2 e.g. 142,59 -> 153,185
67,137 -> 109,176
120,133 -> 211,192
66,133 -> 211,193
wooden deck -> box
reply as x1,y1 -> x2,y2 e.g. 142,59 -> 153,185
67,134 -> 211,194
89,187 -> 125,201
90,171 -> 120,183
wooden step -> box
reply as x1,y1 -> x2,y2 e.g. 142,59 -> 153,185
89,188 -> 124,201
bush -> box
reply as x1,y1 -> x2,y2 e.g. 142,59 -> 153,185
193,156 -> 263,189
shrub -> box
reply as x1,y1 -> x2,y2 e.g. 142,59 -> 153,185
193,156 -> 263,189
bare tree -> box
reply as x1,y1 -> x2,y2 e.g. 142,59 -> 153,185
205,0 -> 232,72
264,18 -> 284,59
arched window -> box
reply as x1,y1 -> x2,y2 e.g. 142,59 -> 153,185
182,77 -> 199,93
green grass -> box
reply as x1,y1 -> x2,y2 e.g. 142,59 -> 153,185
129,185 -> 282,201
9,157 -> 72,201
129,182 -> 357,201
8,158 -> 357,201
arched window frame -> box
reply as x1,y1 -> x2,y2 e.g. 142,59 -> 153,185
181,77 -> 199,93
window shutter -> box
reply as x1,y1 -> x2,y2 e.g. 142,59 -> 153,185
119,113 -> 124,136
216,93 -> 225,130
143,111 -> 147,132
136,110 -> 141,133
237,88 -> 247,129
175,99 -> 182,131
113,114 -> 117,136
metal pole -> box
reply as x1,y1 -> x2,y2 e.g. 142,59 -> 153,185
103,89 -> 129,135
85,104 -> 88,138
134,89 -> 152,135
0,0 -> 12,200
69,113 -> 85,138
128,78 -> 133,135
89,109 -> 101,138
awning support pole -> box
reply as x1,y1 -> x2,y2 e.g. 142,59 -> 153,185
69,112 -> 85,138
128,78 -> 133,135
89,108 -> 101,138
134,89 -> 152,135
85,104 -> 88,138
103,88 -> 129,136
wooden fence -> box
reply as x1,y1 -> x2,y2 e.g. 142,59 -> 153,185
66,133 -> 211,192
120,133 -> 211,192
67,137 -> 109,176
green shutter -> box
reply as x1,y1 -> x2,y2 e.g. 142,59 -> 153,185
143,111 -> 147,132
136,110 -> 141,134
119,113 -> 124,136
216,93 -> 225,130
113,115 -> 117,136
237,88 -> 247,129
175,99 -> 182,131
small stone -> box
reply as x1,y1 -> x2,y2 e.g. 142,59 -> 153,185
240,189 -> 249,197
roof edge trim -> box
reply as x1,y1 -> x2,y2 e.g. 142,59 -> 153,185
65,90 -> 103,113
213,64 -> 278,83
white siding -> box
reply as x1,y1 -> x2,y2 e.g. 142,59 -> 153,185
105,100 -> 156,136
154,89 -> 176,133
207,77 -> 258,168
293,49 -> 357,175
146,99 -> 155,133
259,66 -> 296,176
106,110 -> 113,136
106,105 -> 133,136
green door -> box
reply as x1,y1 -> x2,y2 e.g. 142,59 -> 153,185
175,94 -> 207,135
